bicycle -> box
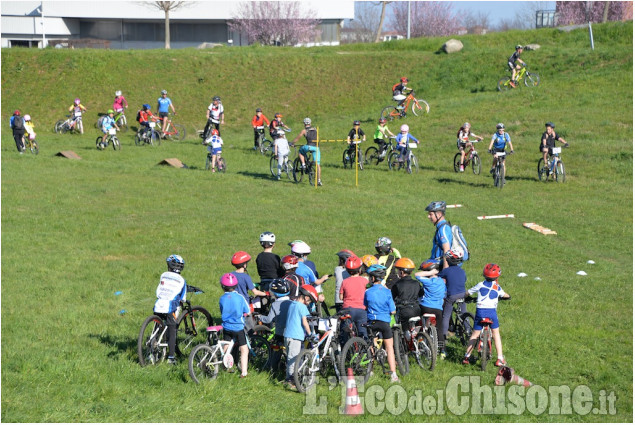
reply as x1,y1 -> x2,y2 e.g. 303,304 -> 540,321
403,314 -> 437,371
205,151 -> 226,173
364,137 -> 396,166
380,90 -> 430,121
96,128 -> 121,151
497,65 -> 540,91
465,297 -> 509,371
188,325 -> 271,383
134,121 -> 161,147
96,111 -> 128,133
453,139 -> 482,175
491,151 -> 510,189
23,134 -> 39,155
157,113 -> 186,141
54,114 -> 81,134
342,140 -> 364,170
292,150 -> 315,185
137,285 -> 213,367
538,146 -> 566,183
447,298 -> 475,347
270,153 -> 293,180
388,142 -> 419,173
255,126 -> 274,155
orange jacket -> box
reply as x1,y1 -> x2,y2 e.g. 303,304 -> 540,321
251,114 -> 270,127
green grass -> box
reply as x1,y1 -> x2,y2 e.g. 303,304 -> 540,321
1,21 -> 632,422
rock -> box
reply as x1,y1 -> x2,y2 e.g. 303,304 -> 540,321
442,39 -> 463,53
524,44 -> 541,51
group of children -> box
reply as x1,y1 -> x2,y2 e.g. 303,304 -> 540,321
152,230 -> 512,388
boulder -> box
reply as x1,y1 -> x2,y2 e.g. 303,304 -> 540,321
442,39 -> 463,53
524,44 -> 541,51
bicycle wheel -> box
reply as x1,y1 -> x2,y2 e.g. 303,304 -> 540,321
269,155 -> 277,177
30,141 -> 39,155
292,157 -> 304,183
189,344 -> 221,383
458,312 -> 475,347
117,116 -> 128,133
205,154 -> 213,171
307,162 -> 315,185
388,152 -> 402,171
342,149 -> 352,169
525,72 -> 540,88
176,306 -> 214,358
453,152 -> 462,173
537,159 -> 547,181
472,154 -> 481,175
497,77 -> 512,92
285,159 -> 293,180
339,336 -> 373,385
481,328 -> 491,371
171,124 -> 186,141
150,130 -> 161,146
217,157 -> 227,173
364,146 -> 379,165
380,105 -> 397,121
134,134 -> 143,146
248,334 -> 271,372
412,99 -> 430,116
415,333 -> 436,371
393,328 -> 410,376
260,139 -> 273,155
95,137 -> 105,150
494,165 -> 503,189
409,154 -> 419,173
294,348 -> 318,393
137,315 -> 167,367
356,148 -> 364,170
112,137 -> 121,151
54,120 -> 66,134
556,161 -> 566,183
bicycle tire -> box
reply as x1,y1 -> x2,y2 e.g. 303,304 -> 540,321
410,154 -> 419,173
524,72 -> 540,88
253,324 -> 273,339
393,328 -> 410,376
427,324 -> 439,358
176,306 -> 214,358
364,146 -> 379,165
458,312 -> 475,347
472,154 -> 481,175
453,152 -> 462,173
481,328 -> 491,372
138,315 -> 167,367
356,148 -> 364,170
150,130 -> 161,146
388,152 -> 402,171
269,155 -> 277,177
556,161 -> 565,183
116,116 -> 128,133
217,157 -> 227,173
285,159 -> 293,180
292,157 -> 303,183
134,134 -> 142,146
537,159 -> 547,181
260,139 -> 273,155
171,124 -> 186,141
95,136 -> 105,150
307,162 -> 315,185
54,120 -> 67,134
339,336 -> 372,385
205,154 -> 212,171
30,141 -> 39,155
497,77 -> 512,92
342,148 -> 352,169
112,136 -> 120,151
189,344 -> 221,383
381,105 -> 397,122
494,165 -> 503,189
293,347 -> 318,393
248,334 -> 271,372
412,99 -> 430,116
415,332 -> 436,371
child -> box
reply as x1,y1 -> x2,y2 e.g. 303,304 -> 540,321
374,117 -> 395,157
456,122 -> 483,172
284,284 -> 319,390
462,263 -> 511,367
373,237 -> 402,289
415,258 -> 446,356
269,113 -> 290,139
113,90 -> 128,114
99,109 -> 119,149
392,77 -> 410,111
255,231 -> 282,291
488,123 -> 514,178
23,114 -> 36,148
395,124 -> 419,162
273,129 -> 290,181
10,110 -> 26,153
153,254 -> 187,365
204,129 -> 223,172
68,98 -> 87,134
364,265 -> 400,383
334,249 -> 356,313
288,240 -> 319,277
258,278 -> 291,373
291,241 -> 330,304
230,251 -> 268,331
138,104 -> 158,139
361,254 -> 379,279
345,120 -> 366,160
390,258 -> 423,335
339,256 -> 369,339
251,107 -> 270,149
507,45 -> 526,87
439,247 -> 467,349
281,254 -> 305,300
219,273 -> 251,378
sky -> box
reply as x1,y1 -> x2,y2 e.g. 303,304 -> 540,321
450,1 -> 556,24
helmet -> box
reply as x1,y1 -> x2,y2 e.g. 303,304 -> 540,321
425,201 -> 446,213
23,114 -> 31,121
161,90 -> 168,95
14,110 -> 20,116
143,104 -> 151,110
115,90 -> 122,96
220,273 -> 238,287
361,254 -> 378,268
299,284 -> 318,303
291,241 -> 311,256
213,96 -> 221,101
496,123 -> 505,130
274,113 -> 282,118
379,117 -> 386,124
516,44 -> 523,49
545,122 -> 555,128
367,264 -> 387,279
166,254 -> 185,273
353,120 -> 361,126
107,109 -> 115,114
400,124 -> 409,132
445,247 -> 464,265
281,254 -> 299,270
270,278 -> 290,297
345,256 -> 363,271
303,117 -> 311,125
463,122 -> 471,129
211,129 -> 219,136
394,257 -> 416,271
259,232 -> 276,244
374,237 -> 392,254
400,77 -> 408,83
231,251 -> 251,266
256,107 -> 262,112
336,249 -> 356,261
74,98 -> 81,105
483,263 -> 501,280
288,239 -> 305,247
419,258 -> 441,271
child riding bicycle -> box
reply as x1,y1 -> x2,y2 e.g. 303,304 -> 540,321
540,122 -> 569,174
99,109 -> 120,149
204,129 -> 223,172
395,124 -> 419,162
457,122 -> 483,172
374,117 -> 395,156
345,120 -> 366,159
68,98 -> 87,134
138,104 -> 158,139
113,90 -> 128,114
488,123 -> 514,179
392,77 -> 411,111
507,45 -> 526,88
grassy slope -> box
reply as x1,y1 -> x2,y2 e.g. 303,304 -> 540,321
1,22 -> 632,422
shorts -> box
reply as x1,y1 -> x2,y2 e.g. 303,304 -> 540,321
473,308 -> 499,330
158,112 -> 169,119
457,140 -> 467,151
212,147 -> 222,155
540,144 -> 555,154
223,328 -> 248,347
393,94 -> 406,102
299,144 -> 320,164
368,320 -> 393,339
507,62 -> 516,71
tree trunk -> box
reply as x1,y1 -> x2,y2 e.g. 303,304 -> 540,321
164,9 -> 170,49
602,1 -> 610,22
374,1 -> 388,43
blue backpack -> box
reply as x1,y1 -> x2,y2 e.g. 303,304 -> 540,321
437,221 -> 470,261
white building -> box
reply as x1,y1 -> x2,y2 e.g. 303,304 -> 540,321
1,1 -> 354,48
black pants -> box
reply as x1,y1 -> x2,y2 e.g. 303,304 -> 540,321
420,306 -> 444,351
397,306 -> 421,334
254,129 -> 265,147
203,120 -> 220,138
13,130 -> 25,152
162,312 -> 178,358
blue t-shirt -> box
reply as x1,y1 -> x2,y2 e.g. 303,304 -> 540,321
491,132 -> 511,150
231,271 -> 255,303
296,262 -> 316,285
305,259 -> 318,277
416,276 -> 446,310
219,291 -> 249,332
102,116 -> 116,131
274,299 -> 293,336
432,219 -> 453,259
438,266 -> 467,296
284,300 -> 310,340
157,97 -> 172,113
364,284 -> 396,323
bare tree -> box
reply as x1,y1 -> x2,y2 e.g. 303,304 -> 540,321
148,1 -> 191,49
374,1 -> 392,43
389,1 -> 459,37
556,1 -> 628,25
458,9 -> 491,33
343,2 -> 380,43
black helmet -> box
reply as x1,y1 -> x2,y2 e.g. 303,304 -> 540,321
269,278 -> 290,297
496,123 -> 505,130
166,254 -> 185,273
256,107 -> 262,112
516,44 -> 523,50
213,96 -> 221,101
374,237 -> 392,255
353,120 -> 361,126
545,122 -> 555,128
425,201 -> 446,213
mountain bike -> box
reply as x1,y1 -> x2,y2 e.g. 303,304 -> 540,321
380,90 -> 430,121
270,153 -> 293,180
96,111 -> 128,133
255,127 -> 273,155
137,285 -> 213,367
538,146 -> 566,183
497,65 -> 540,91
342,141 -> 364,170
388,143 -> 419,173
447,298 -> 475,347
188,326 -> 271,383
454,140 -> 482,174
466,297 -> 509,371
95,128 -> 121,151
24,134 -> 39,155
54,114 -> 81,134
293,150 -> 315,184
157,114 -> 186,141
492,151 -> 510,189
403,314 -> 437,371
134,121 -> 161,147
364,137 -> 396,166
205,151 -> 226,173
294,317 -> 342,392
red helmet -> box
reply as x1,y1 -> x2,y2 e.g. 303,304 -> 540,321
345,256 -> 363,271
400,77 -> 408,83
13,110 -> 20,116
483,263 -> 501,280
281,254 -> 299,270
379,118 -> 387,124
299,284 -> 318,303
231,251 -> 251,266
211,129 -> 219,136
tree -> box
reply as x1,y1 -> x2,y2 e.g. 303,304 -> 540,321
229,1 -> 321,46
458,9 -> 491,33
389,1 -> 459,37
374,1 -> 392,43
556,1 -> 629,25
148,1 -> 191,49
342,2 -> 379,43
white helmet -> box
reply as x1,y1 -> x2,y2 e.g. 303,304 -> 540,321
24,114 -> 31,121
303,117 -> 311,125
259,232 -> 276,243
400,124 -> 409,132
115,90 -> 122,96
291,241 -> 311,255
463,122 -> 471,129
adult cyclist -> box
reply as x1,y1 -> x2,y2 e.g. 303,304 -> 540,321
488,123 -> 514,181
292,117 -> 322,186
507,45 -> 526,88
204,95 -> 224,138
540,122 -> 569,173
157,90 -> 176,135
425,201 -> 453,270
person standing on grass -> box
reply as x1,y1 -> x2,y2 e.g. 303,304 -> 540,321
204,96 -> 224,138
292,117 -> 322,186
425,201 -> 453,270
251,107 -> 270,149
157,90 -> 176,135
218,273 -> 251,378
10,110 -> 26,153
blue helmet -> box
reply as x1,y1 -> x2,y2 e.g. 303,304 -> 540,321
425,201 -> 446,213
143,104 -> 151,110
366,264 -> 387,279
166,254 -> 184,273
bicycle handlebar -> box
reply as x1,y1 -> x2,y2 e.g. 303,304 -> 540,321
186,284 -> 204,294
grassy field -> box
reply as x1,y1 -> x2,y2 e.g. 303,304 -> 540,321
1,22 -> 632,422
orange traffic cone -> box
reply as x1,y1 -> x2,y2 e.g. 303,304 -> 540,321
344,368 -> 363,415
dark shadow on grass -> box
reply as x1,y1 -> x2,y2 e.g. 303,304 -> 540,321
237,170 -> 277,181
89,333 -> 138,363
436,177 -> 491,188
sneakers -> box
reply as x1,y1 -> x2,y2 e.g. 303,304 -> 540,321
396,105 -> 405,110
317,180 -> 322,186
285,380 -> 297,391
510,81 -> 517,88
495,358 -> 507,367
490,167 -> 495,174
390,373 -> 400,383
239,373 -> 248,379
440,351 -> 447,360
276,174 -> 281,180
462,356 -> 471,365
167,357 -> 177,366
460,165 -> 464,172
344,155 -> 350,160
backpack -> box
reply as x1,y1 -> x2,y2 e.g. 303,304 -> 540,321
13,115 -> 24,131
392,82 -> 400,94
437,221 -> 470,261
136,110 -> 142,123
